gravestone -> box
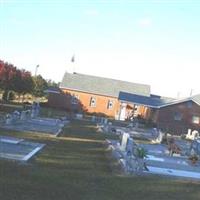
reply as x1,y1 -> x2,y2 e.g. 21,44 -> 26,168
120,132 -> 130,151
104,118 -> 108,124
35,102 -> 40,117
158,130 -> 163,142
31,102 -> 40,118
91,116 -> 96,122
20,111 -> 27,120
31,102 -> 36,118
26,110 -> 31,119
152,128 -> 163,143
13,110 -> 20,120
191,139 -> 200,155
126,137 -> 134,156
186,129 -> 199,140
100,117 -> 104,124
5,114 -> 12,125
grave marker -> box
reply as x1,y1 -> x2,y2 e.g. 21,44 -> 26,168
120,132 -> 130,151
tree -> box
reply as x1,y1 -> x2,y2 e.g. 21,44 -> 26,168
46,79 -> 60,87
0,61 -> 18,100
12,69 -> 34,101
0,59 -> 50,100
32,75 -> 48,97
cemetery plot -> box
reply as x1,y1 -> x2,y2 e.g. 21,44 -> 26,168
0,136 -> 45,161
1,106 -> 69,136
107,131 -> 200,180
97,120 -> 163,143
2,118 -> 68,136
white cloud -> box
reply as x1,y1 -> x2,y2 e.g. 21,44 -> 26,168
138,17 -> 152,28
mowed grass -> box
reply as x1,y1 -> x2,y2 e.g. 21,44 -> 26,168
0,120 -> 200,200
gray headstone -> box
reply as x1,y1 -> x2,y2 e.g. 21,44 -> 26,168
91,116 -> 96,122
126,137 -> 134,156
20,111 -> 27,120
5,114 -> 12,125
104,118 -> 108,124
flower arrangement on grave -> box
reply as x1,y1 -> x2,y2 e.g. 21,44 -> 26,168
136,147 -> 147,159
135,147 -> 149,171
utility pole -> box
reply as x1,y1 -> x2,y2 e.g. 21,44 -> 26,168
190,89 -> 193,97
177,92 -> 180,99
35,65 -> 39,77
34,65 -> 39,102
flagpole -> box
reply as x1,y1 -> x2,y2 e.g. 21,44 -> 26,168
71,54 -> 75,73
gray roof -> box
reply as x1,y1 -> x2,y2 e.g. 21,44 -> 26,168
119,92 -> 200,108
191,94 -> 200,105
60,72 -> 151,97
119,92 -> 174,108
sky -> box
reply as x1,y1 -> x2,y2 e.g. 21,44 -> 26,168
0,0 -> 200,98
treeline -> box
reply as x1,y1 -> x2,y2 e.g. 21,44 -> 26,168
0,60 -> 58,101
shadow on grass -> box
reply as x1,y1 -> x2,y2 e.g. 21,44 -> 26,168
0,120 -> 200,200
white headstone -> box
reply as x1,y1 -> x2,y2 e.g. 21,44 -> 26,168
192,130 -> 199,139
186,129 -> 199,140
152,129 -> 163,144
120,132 -> 130,151
157,131 -> 163,143
186,129 -> 192,139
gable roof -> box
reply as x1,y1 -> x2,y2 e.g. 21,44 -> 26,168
158,94 -> 200,108
191,94 -> 200,105
119,92 -> 200,108
118,91 -> 174,108
60,72 -> 151,97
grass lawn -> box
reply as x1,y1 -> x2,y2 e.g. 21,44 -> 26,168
0,120 -> 200,200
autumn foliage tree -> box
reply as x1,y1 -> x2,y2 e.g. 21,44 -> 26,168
0,60 -> 34,101
0,60 -> 18,100
0,59 -> 56,101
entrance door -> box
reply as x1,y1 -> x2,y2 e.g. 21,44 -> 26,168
119,103 -> 127,121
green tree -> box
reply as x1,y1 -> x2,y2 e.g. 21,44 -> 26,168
13,70 -> 35,101
46,79 -> 60,87
32,75 -> 48,97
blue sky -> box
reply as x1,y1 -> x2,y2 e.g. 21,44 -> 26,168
1,0 -> 200,97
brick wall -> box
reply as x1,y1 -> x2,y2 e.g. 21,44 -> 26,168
156,101 -> 200,135
61,89 -> 121,117
48,88 -> 149,118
